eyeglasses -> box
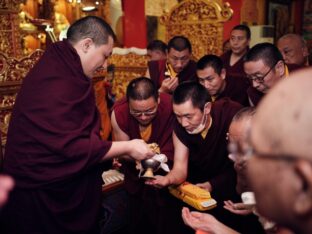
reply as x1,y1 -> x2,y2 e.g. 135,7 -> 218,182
246,61 -> 279,83
228,128 -> 298,163
129,106 -> 157,117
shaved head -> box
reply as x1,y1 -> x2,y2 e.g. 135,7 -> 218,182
252,67 -> 312,159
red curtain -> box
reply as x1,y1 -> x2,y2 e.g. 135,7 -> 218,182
122,0 -> 147,48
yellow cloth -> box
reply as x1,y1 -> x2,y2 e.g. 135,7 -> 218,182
140,124 -> 152,141
94,80 -> 111,140
201,116 -> 212,139
285,64 -> 289,77
166,63 -> 178,78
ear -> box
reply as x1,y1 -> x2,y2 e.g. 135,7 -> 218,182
203,102 -> 212,115
157,97 -> 160,104
302,46 -> 309,58
293,160 -> 312,216
221,68 -> 226,80
275,60 -> 285,78
81,38 -> 93,53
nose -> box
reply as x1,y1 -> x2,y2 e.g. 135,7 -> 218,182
139,113 -> 149,121
252,80 -> 261,89
102,60 -> 108,69
181,118 -> 189,128
175,60 -> 182,68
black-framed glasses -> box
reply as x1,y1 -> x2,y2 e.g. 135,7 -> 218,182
129,106 -> 158,117
246,61 -> 279,83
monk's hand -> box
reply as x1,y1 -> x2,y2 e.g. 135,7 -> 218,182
145,175 -> 170,188
128,139 -> 154,161
159,77 -> 179,93
196,181 -> 212,192
223,200 -> 252,215
0,175 -> 14,208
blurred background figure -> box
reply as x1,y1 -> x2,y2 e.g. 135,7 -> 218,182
277,33 -> 310,67
147,39 -> 167,61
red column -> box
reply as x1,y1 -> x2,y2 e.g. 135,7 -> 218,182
122,0 -> 147,48
223,0 -> 242,41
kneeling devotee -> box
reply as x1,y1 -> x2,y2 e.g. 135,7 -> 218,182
197,54 -> 250,106
147,81 -> 246,231
0,16 -> 153,234
247,68 -> 312,234
111,77 -> 188,234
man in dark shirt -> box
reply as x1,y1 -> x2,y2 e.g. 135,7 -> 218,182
221,24 -> 250,80
0,16 -> 153,234
146,36 -> 197,93
197,54 -> 250,106
147,81 -> 243,230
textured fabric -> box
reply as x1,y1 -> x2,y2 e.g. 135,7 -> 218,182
148,59 -> 197,90
1,40 -> 112,234
217,75 -> 250,106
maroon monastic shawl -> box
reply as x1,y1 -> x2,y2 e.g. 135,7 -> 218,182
220,50 -> 248,80
1,40 -> 112,234
217,75 -> 250,106
148,59 -> 197,90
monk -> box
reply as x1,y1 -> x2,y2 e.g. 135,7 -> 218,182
221,25 -> 250,81
146,36 -> 197,93
244,43 -> 287,106
197,54 -> 250,106
247,68 -> 312,234
277,33 -> 310,67
147,82 -> 245,231
0,16 -> 153,234
111,77 -> 188,234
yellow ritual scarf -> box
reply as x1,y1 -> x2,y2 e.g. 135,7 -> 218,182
140,124 -> 152,141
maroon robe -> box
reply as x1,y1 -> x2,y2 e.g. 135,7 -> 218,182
148,59 -> 197,90
221,50 -> 247,80
113,93 -> 190,234
1,40 -> 112,234
216,75 -> 250,106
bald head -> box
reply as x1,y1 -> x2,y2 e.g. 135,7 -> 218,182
277,34 -> 309,66
252,68 -> 312,159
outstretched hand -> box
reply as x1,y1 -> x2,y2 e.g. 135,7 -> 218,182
182,207 -> 239,234
223,200 -> 253,215
145,175 -> 170,188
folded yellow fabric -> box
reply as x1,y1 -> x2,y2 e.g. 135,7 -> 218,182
169,182 -> 217,211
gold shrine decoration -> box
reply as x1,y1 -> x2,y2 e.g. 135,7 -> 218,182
160,0 -> 233,58
0,49 -> 43,146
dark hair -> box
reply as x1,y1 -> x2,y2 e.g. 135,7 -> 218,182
231,24 -> 251,40
244,43 -> 284,68
126,77 -> 158,102
67,16 -> 116,46
173,81 -> 211,111
168,36 -> 192,53
197,54 -> 224,75
232,107 -> 256,122
147,40 -> 167,54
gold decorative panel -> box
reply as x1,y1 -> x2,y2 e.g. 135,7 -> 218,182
108,52 -> 148,100
0,49 -> 43,146
160,0 -> 233,58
